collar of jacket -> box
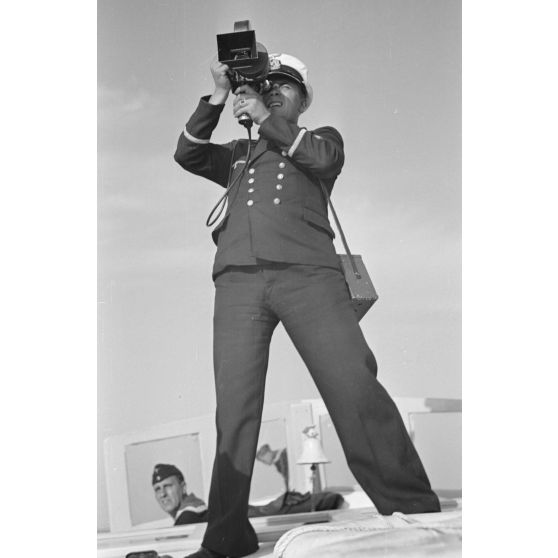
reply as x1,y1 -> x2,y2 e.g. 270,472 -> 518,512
250,137 -> 269,161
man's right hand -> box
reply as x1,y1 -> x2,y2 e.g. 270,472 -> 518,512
209,58 -> 231,105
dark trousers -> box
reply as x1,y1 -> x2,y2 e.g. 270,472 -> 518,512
202,264 -> 440,557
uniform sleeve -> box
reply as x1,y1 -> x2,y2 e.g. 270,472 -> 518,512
174,96 -> 236,188
258,115 -> 344,179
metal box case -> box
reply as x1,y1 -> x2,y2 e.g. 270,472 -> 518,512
338,254 -> 379,321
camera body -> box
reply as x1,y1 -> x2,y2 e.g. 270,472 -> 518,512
217,21 -> 271,95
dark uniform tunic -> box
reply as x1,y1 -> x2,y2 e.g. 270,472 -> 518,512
174,97 -> 440,558
175,97 -> 343,277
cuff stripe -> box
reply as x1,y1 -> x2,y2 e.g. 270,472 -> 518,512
287,128 -> 307,157
184,127 -> 210,144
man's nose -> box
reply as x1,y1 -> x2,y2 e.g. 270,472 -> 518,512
265,86 -> 279,100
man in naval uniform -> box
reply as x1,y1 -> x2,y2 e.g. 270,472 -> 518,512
174,53 -> 441,558
152,464 -> 209,525
152,463 -> 343,526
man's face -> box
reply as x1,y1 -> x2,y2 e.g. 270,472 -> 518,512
153,475 -> 186,517
263,77 -> 307,123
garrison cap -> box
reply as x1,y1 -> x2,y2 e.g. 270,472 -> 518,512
152,463 -> 184,485
268,53 -> 313,108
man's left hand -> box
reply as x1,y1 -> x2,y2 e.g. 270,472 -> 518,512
232,85 -> 270,125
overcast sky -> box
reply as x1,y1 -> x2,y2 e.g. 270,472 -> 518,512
97,0 -> 461,529
6,1 -> 558,552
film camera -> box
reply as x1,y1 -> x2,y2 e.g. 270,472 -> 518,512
217,21 -> 271,128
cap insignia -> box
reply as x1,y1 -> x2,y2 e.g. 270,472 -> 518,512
269,57 -> 281,71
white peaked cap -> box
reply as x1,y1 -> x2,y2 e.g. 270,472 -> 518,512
268,53 -> 313,108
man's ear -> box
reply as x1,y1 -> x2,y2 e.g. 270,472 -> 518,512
298,98 -> 308,114
181,481 -> 187,495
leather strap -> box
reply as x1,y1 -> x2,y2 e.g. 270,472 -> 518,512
319,180 -> 361,279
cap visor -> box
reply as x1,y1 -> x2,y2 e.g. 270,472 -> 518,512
267,71 -> 307,95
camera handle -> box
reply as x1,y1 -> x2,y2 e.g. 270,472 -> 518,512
226,71 -> 255,129
238,113 -> 253,129
234,79 -> 272,129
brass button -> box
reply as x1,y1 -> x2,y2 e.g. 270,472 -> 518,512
276,184 -> 283,190
247,200 -> 254,206
281,150 -> 287,157
248,178 -> 255,184
277,173 -> 284,180
248,188 -> 254,193
279,162 -> 286,169
248,168 -> 255,174
273,198 -> 281,205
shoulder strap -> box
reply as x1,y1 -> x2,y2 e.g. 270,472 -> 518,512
319,180 -> 361,279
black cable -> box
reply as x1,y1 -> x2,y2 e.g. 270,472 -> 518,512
206,126 -> 253,227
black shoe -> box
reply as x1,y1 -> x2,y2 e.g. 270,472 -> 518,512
183,547 -> 227,558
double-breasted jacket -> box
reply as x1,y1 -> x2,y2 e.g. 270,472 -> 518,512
174,96 -> 345,278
